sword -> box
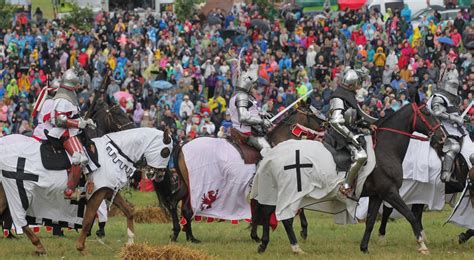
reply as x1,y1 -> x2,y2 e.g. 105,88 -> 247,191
269,89 -> 314,123
460,101 -> 474,119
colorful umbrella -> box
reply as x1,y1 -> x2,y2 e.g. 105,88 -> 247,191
438,37 -> 455,46
113,91 -> 133,101
149,80 -> 174,90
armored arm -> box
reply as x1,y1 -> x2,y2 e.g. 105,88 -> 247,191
431,96 -> 463,125
53,114 -> 95,129
329,98 -> 361,147
235,92 -> 264,126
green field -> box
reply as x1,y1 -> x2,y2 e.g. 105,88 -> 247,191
1,190 -> 474,259
31,0 -> 54,20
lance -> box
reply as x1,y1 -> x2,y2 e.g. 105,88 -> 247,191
269,89 -> 314,123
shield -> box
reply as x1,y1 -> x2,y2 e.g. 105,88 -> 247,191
438,37 -> 455,46
250,19 -> 271,33
149,80 -> 174,90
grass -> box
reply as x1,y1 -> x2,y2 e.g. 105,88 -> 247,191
31,0 -> 54,20
1,190 -> 474,259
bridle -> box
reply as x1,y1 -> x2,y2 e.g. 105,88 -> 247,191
105,105 -> 134,131
374,103 -> 441,142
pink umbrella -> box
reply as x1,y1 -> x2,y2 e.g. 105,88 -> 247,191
113,91 -> 133,101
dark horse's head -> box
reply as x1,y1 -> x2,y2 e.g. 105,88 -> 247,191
376,102 -> 445,145
85,99 -> 134,138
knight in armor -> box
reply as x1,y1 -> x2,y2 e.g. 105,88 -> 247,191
31,80 -> 60,141
47,68 -> 95,199
429,80 -> 466,182
326,68 -> 377,197
229,70 -> 272,151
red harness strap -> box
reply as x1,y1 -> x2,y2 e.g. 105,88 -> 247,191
372,103 -> 441,148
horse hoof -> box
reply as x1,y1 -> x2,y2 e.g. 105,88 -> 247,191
251,236 -> 261,243
360,246 -> 369,254
291,244 -> 305,254
300,230 -> 307,240
459,233 -> 468,244
96,230 -> 105,238
257,245 -> 266,254
189,238 -> 201,244
35,250 -> 46,256
377,234 -> 386,245
418,248 -> 430,255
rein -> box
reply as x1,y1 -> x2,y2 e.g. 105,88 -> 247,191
373,103 -> 441,146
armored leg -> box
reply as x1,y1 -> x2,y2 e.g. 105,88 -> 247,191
341,144 -> 368,194
63,136 -> 88,199
440,137 -> 461,183
248,136 -> 271,152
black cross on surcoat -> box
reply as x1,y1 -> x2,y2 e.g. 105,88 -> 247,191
284,150 -> 313,192
2,157 -> 39,210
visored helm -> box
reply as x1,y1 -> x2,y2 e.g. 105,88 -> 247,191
341,69 -> 360,91
439,79 -> 459,96
60,69 -> 81,90
237,70 -> 257,92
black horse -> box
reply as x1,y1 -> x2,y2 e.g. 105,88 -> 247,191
254,103 -> 444,254
377,141 -> 470,242
0,98 -> 133,239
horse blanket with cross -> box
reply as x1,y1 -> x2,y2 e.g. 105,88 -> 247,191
0,134 -> 86,228
252,138 -> 375,221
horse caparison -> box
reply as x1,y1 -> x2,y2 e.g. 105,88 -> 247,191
0,96 -> 136,255
255,103 -> 444,254
153,106 -> 325,243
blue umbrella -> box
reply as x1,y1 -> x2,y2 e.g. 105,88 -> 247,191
438,37 -> 454,46
149,80 -> 174,90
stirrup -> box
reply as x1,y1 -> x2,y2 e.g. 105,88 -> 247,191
339,185 -> 357,201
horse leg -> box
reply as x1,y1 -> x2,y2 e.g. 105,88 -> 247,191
384,192 -> 428,255
282,217 -> 304,254
112,193 -> 135,245
360,196 -> 383,253
378,205 -> 393,239
412,204 -> 426,241
23,225 -> 46,255
459,229 -> 474,244
250,199 -> 261,243
182,201 -> 200,243
170,203 -> 180,242
299,209 -> 308,240
258,204 -> 274,254
76,189 -> 107,252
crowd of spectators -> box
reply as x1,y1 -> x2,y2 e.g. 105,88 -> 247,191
0,3 -> 473,141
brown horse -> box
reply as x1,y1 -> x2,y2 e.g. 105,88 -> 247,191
153,107 -> 326,243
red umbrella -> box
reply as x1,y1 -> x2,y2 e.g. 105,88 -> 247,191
338,0 -> 367,10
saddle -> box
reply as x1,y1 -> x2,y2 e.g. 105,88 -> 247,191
227,128 -> 262,165
323,133 -> 368,172
40,132 -> 100,171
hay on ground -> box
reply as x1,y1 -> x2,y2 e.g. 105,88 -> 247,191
134,207 -> 170,223
108,205 -> 169,223
119,243 -> 213,260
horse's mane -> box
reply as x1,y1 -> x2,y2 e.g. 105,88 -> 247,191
375,103 -> 412,128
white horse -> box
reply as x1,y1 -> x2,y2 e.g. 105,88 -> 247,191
0,128 -> 172,254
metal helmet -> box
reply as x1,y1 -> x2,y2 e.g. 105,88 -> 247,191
60,69 -> 81,90
438,79 -> 459,96
341,69 -> 360,91
237,70 -> 257,92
